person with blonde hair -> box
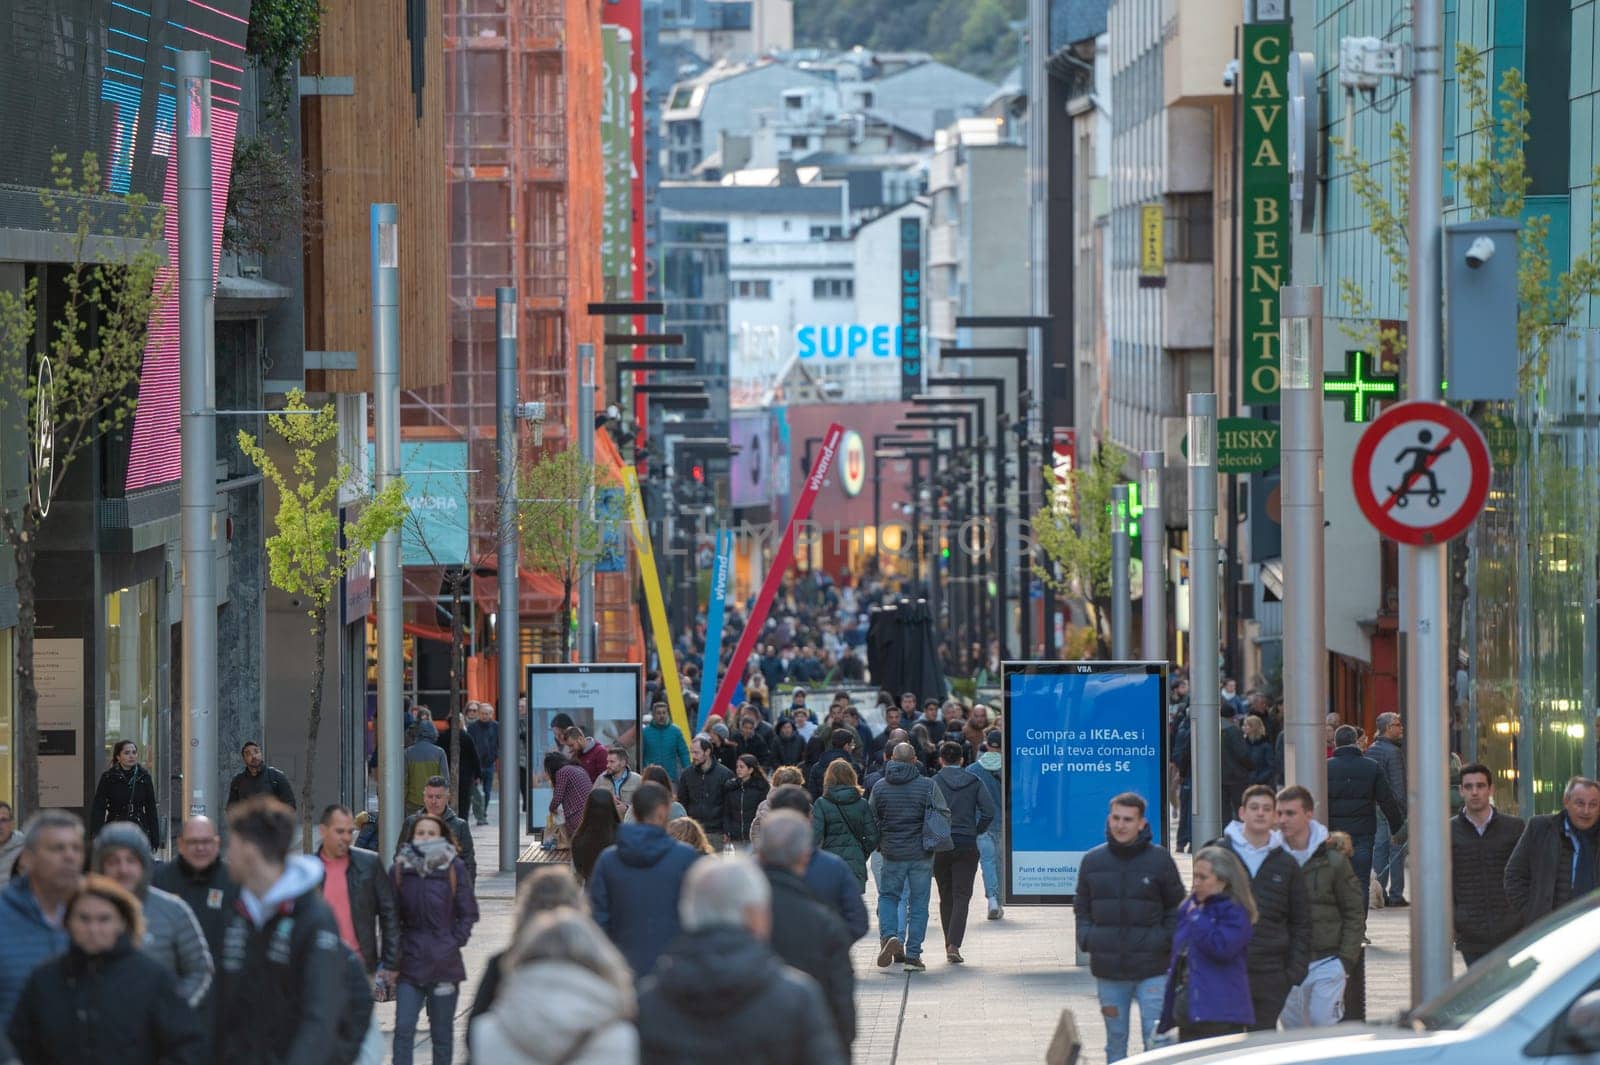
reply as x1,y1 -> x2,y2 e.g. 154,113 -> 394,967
469,865 -> 586,1023
1158,846 -> 1257,1042
667,818 -> 716,855
8,874 -> 203,1063
468,907 -> 637,1064
749,765 -> 805,848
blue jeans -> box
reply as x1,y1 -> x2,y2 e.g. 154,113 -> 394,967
1097,975 -> 1167,1062
976,828 -> 1001,903
1372,815 -> 1405,903
1349,833 -> 1375,911
1176,779 -> 1192,850
871,851 -> 907,930
394,980 -> 458,1065
876,857 -> 933,959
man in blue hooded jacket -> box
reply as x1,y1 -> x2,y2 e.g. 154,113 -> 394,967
588,781 -> 702,976
0,811 -> 82,1032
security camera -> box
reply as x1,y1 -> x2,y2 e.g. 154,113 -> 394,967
1222,60 -> 1240,88
1465,236 -> 1495,269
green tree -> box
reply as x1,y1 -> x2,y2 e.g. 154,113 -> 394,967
0,152 -> 165,817
238,390 -> 409,850
1333,46 -> 1600,701
1030,444 -> 1126,656
518,447 -> 617,662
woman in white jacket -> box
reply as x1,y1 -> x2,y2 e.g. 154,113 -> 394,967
469,906 -> 637,1064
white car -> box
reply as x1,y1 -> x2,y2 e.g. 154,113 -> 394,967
1125,892 -> 1600,1064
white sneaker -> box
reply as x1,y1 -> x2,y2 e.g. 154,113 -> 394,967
987,901 -> 1003,920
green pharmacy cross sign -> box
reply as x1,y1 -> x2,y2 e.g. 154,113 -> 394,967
1325,350 -> 1399,423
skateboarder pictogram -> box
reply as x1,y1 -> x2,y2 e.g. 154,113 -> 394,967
1354,401 -> 1492,546
1386,429 -> 1453,507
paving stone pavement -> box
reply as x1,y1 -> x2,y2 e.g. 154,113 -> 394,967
850,843 -> 1463,1065
375,806 -> 1456,1064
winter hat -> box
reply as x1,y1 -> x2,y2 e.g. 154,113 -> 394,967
91,822 -> 154,896
710,722 -> 730,740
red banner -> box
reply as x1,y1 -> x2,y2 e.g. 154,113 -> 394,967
708,421 -> 844,722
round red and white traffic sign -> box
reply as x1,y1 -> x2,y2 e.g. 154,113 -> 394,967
1352,400 -> 1492,546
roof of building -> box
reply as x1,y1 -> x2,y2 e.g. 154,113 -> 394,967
860,61 -> 998,140
660,181 -> 847,215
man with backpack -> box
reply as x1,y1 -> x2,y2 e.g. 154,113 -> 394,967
931,741 -> 996,964
869,742 -> 951,972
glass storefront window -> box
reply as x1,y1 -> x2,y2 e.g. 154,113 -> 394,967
103,581 -> 159,793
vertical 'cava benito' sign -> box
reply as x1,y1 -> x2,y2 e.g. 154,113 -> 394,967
1242,22 -> 1291,404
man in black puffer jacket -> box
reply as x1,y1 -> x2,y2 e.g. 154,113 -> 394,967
1450,763 -> 1525,965
1074,792 -> 1185,1063
1326,725 -> 1405,910
676,736 -> 734,839
1207,784 -> 1311,1030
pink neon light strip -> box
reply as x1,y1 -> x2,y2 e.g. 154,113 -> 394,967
183,24 -> 244,52
124,105 -> 240,490
186,0 -> 249,25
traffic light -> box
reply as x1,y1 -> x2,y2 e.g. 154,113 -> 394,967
690,463 -> 705,483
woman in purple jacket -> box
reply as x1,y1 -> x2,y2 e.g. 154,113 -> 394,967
391,814 -> 480,1065
1159,845 -> 1257,1043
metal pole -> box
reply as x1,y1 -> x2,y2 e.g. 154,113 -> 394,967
496,287 -> 522,872
1110,484 -> 1130,659
178,52 -> 217,827
372,204 -> 404,864
995,425 -> 1009,657
577,343 -> 596,662
1406,0 -> 1453,1003
1187,393 -> 1222,846
1280,287 -> 1329,816
1140,451 -> 1165,663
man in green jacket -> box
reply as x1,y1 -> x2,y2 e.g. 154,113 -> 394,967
1276,785 -> 1365,1029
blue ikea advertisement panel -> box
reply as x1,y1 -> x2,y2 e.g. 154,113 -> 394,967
1003,662 -> 1167,904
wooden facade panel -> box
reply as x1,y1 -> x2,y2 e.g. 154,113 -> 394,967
564,0 -> 605,440
304,2 -> 449,393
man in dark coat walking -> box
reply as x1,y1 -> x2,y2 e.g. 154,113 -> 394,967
676,736 -> 735,840
1504,774 -> 1600,927
1219,704 -> 1254,817
1326,725 -> 1406,909
755,811 -> 856,1054
1451,763 -> 1525,965
1208,784 -> 1311,1030
152,815 -> 239,964
589,782 -> 702,977
637,855 -> 846,1065
226,742 -> 297,810
1074,792 -> 1186,1063
216,798 -> 345,1065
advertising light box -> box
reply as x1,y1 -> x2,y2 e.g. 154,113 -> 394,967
1003,661 -> 1168,904
526,664 -> 643,834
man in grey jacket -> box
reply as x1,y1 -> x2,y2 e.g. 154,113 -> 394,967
1365,712 -> 1407,906
931,740 -> 996,964
869,742 -> 950,972
92,822 -> 214,1008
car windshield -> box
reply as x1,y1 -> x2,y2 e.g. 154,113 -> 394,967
1407,894 -> 1600,1031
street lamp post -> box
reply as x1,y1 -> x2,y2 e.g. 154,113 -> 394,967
1279,287 -> 1328,812
178,50 -> 218,820
1187,392 -> 1222,847
372,204 -> 404,863
1406,0 -> 1454,1002
1139,452 -> 1165,663
1110,483 -> 1131,659
930,375 -> 1011,660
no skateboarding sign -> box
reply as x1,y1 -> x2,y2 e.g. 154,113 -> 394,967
1352,400 -> 1492,546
